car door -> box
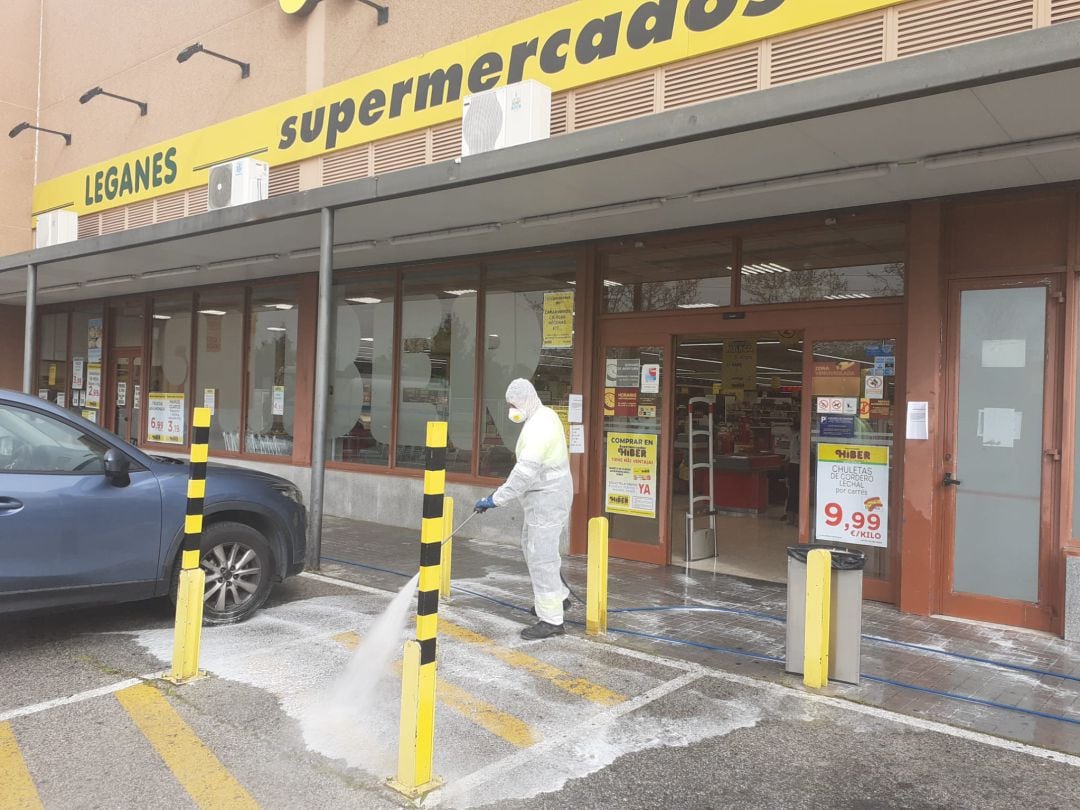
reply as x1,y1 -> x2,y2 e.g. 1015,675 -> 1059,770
0,401 -> 162,608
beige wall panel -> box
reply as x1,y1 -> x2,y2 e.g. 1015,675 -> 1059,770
324,0 -> 574,86
0,100 -> 37,241
35,1 -> 308,184
0,305 -> 25,389
39,0 -> 274,108
0,0 -> 42,111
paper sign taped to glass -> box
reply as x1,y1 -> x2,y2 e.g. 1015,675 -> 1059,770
542,291 -> 574,348
605,432 -> 657,519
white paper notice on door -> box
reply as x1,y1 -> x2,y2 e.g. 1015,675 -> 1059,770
979,407 -> 1022,448
906,401 -> 929,440
982,339 -> 1025,368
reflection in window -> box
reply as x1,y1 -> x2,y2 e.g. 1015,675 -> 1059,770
741,221 -> 905,305
148,294 -> 193,445
328,274 -> 395,466
195,290 -> 244,453
245,286 -> 299,457
37,313 -> 68,404
602,237 -> 734,313
481,255 -> 576,478
397,268 -> 477,473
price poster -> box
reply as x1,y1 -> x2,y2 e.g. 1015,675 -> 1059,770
815,443 -> 889,548
605,432 -> 657,519
542,291 -> 574,348
72,358 -> 85,390
85,364 -> 102,410
147,393 -> 186,445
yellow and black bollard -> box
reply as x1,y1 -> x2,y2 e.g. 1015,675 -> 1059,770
165,407 -> 212,685
389,421 -> 446,799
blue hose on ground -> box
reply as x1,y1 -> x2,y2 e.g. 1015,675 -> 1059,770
319,555 -> 1080,727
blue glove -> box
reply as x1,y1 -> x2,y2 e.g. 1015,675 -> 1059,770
475,496 -> 496,513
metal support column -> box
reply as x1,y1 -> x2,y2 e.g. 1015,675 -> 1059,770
22,264 -> 37,394
307,207 -> 334,569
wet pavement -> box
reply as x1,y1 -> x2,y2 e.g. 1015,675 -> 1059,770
320,515 -> 1080,756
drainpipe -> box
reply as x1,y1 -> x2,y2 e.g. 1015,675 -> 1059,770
307,207 -> 334,569
22,264 -> 37,394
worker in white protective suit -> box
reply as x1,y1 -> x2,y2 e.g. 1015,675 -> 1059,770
475,378 -> 573,640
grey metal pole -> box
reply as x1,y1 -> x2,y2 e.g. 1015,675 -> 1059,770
22,264 -> 37,394
307,207 -> 334,570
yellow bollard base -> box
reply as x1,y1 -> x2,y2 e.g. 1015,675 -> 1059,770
386,775 -> 443,800
161,669 -> 208,686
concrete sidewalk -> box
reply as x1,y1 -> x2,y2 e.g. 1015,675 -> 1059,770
319,516 -> 1080,757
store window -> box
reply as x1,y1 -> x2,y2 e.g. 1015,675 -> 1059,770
245,285 -> 299,457
110,299 -> 145,348
148,294 -> 193,446
602,237 -> 734,313
195,289 -> 244,453
397,267 -> 478,473
807,339 -> 898,581
741,221 -> 906,305
328,274 -> 396,466
481,255 -> 577,478
68,304 -> 104,422
36,313 -> 68,404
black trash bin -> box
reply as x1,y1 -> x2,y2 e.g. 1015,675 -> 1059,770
785,545 -> 866,685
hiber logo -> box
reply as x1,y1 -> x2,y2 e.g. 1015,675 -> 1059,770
279,0 -> 321,15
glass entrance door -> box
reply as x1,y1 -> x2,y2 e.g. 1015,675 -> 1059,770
941,279 -> 1059,631
595,342 -> 668,564
112,351 -> 143,445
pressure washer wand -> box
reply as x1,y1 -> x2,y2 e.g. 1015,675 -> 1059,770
441,509 -> 482,545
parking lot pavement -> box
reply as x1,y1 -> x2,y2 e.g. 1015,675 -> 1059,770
3,573 -> 1080,809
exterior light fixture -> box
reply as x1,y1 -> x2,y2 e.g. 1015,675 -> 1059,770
8,122 -> 71,146
177,43 -> 250,79
358,0 -> 390,25
79,87 -> 148,116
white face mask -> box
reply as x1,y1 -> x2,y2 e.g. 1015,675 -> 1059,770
508,407 -> 526,424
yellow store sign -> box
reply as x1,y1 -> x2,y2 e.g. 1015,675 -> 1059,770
34,0 -> 909,218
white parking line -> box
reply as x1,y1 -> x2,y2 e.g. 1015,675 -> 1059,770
432,670 -> 704,805
0,678 -> 144,723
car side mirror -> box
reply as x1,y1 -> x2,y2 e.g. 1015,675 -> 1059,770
104,447 -> 131,486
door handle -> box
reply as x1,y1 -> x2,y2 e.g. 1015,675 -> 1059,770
943,472 -> 962,487
0,497 -> 24,513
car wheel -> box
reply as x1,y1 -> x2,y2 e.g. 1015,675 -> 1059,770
170,521 -> 274,625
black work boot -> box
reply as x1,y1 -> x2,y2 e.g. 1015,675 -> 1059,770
520,621 -> 566,640
529,598 -> 572,617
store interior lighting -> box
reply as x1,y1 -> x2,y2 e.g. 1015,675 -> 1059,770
346,296 -> 382,304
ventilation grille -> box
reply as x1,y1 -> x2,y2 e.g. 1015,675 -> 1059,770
100,208 -> 126,235
431,121 -> 462,163
187,186 -> 208,215
126,199 -> 154,230
373,130 -> 427,175
572,73 -> 656,132
771,15 -> 885,85
550,92 -> 568,137
77,214 -> 101,240
896,0 -> 1033,58
322,144 -> 371,185
269,163 -> 300,197
1051,0 -> 1080,22
155,191 -> 187,223
663,47 -> 758,109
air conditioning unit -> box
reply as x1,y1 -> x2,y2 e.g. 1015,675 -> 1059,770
35,210 -> 78,248
207,157 -> 269,211
461,80 -> 551,157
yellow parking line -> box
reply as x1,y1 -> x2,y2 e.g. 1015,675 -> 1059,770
333,631 -> 538,749
0,722 -> 43,810
438,619 -> 625,707
115,683 -> 259,810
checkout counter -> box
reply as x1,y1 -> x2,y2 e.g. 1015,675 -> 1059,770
692,452 -> 785,513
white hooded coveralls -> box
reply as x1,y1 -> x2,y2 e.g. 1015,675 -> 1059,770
492,379 -> 573,625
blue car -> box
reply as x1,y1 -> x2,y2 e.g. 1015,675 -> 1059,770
0,389 -> 306,624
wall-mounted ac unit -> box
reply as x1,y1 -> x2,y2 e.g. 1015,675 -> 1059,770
35,210 -> 78,248
461,80 -> 551,157
207,157 -> 269,211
